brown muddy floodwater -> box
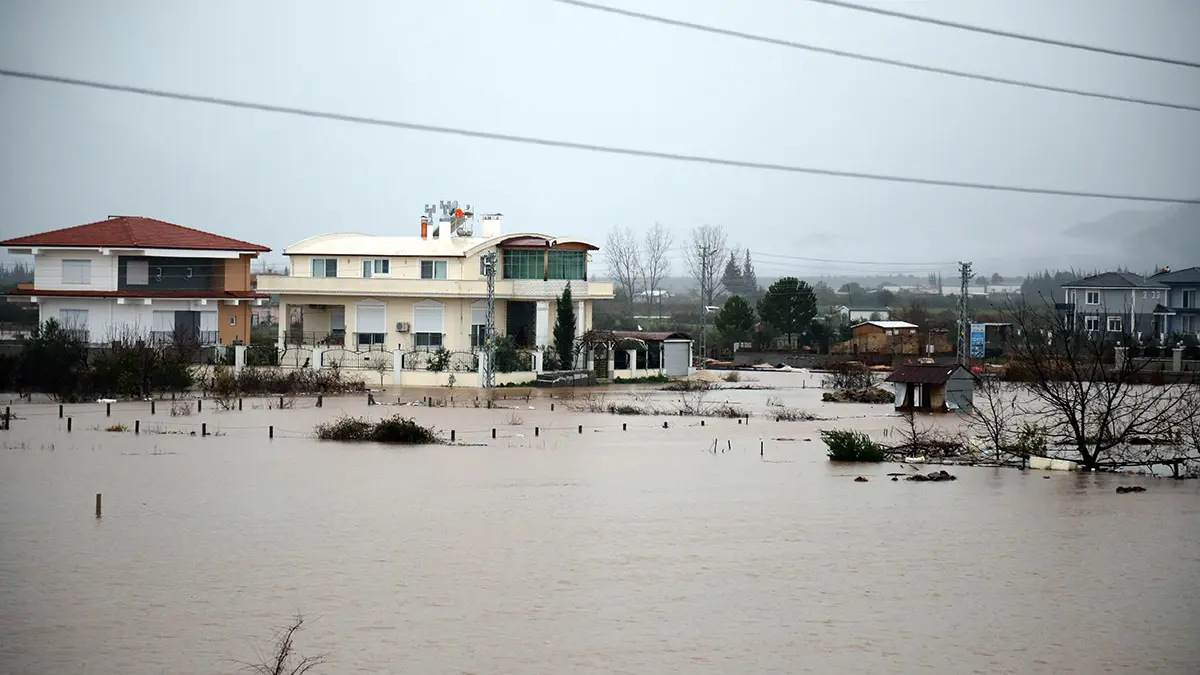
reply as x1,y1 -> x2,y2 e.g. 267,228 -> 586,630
1,375 -> 1198,674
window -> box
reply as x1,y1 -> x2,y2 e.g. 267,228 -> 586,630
547,250 -> 586,280
470,302 -> 488,349
362,259 -> 389,278
1085,291 -> 1100,305
1084,316 -> 1100,331
414,300 -> 444,348
59,309 -> 89,330
311,258 -> 338,278
420,260 -> 448,280
229,316 -> 237,326
356,301 -> 386,347
1183,290 -> 1196,309
61,259 -> 92,284
126,260 -> 149,285
502,249 -> 544,280
1107,316 -> 1123,332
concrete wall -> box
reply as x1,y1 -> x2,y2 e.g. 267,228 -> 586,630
34,250 -> 118,291
35,297 -> 237,343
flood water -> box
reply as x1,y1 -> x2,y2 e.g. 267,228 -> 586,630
2,373 -> 1198,674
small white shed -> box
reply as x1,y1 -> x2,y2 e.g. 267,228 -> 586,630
663,338 -> 693,377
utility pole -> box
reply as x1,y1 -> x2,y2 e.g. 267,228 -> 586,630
483,251 -> 497,388
957,261 -> 973,367
698,245 -> 711,365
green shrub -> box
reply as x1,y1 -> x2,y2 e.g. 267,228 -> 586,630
822,429 -> 885,462
315,414 -> 442,445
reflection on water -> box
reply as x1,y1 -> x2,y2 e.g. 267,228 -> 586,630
1,379 -> 1198,674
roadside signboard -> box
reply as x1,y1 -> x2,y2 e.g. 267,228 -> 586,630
969,323 -> 986,359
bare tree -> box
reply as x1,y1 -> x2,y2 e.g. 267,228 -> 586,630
961,375 -> 1022,461
641,222 -> 673,319
682,224 -> 728,306
1001,299 -> 1199,470
604,225 -> 642,318
239,614 -> 327,675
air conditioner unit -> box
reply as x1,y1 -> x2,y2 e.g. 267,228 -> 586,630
396,322 -> 411,333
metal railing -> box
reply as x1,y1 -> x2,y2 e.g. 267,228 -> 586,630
400,350 -> 479,372
284,330 -> 345,347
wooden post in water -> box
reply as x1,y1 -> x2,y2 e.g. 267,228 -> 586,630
551,403 -> 555,411
3,406 -> 8,430
492,428 -> 497,439
451,430 -> 456,441
700,420 -> 705,427
197,399 -> 202,413
59,404 -> 64,419
622,423 -> 627,431
238,398 -> 243,411
67,417 -> 73,432
135,420 -> 140,434
760,439 -> 764,457
280,396 -> 285,409
106,403 -> 111,417
578,425 -> 583,434
316,395 -> 323,408
534,427 -> 539,437
201,423 -> 207,437
151,400 -> 156,415
269,425 -> 274,439
95,493 -> 101,518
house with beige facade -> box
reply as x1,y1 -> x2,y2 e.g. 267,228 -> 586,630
256,212 -> 614,384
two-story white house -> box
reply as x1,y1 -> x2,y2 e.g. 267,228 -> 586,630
256,213 -> 614,369
1,216 -> 270,344
1060,271 -> 1166,337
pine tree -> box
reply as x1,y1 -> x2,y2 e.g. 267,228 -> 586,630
721,252 -> 742,300
553,286 -> 577,369
741,249 -> 758,298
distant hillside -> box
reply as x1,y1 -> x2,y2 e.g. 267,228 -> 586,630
1063,204 -> 1200,271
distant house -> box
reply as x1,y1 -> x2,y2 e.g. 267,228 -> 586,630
885,363 -> 975,413
1060,271 -> 1166,337
837,306 -> 891,322
1,216 -> 269,345
831,320 -> 923,361
1148,266 -> 1200,338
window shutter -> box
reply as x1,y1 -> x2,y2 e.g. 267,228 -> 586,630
414,302 -> 444,334
127,260 -> 149,285
356,303 -> 386,334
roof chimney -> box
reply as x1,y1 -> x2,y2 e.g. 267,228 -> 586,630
480,213 -> 502,238
420,215 -> 429,239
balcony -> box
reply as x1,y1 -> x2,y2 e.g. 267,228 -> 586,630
257,275 -> 614,300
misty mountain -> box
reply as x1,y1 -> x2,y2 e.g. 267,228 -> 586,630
1062,204 -> 1200,272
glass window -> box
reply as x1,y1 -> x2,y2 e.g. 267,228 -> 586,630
1107,316 -> 1123,332
502,249 -> 544,280
363,259 -> 389,277
374,259 -> 389,274
126,260 -> 149,285
362,260 -> 373,278
414,301 -> 444,349
1085,291 -> 1100,305
61,259 -> 92,284
59,309 -> 89,329
471,303 -> 488,349
1084,316 -> 1100,331
420,260 -> 447,280
312,258 -> 338,278
547,250 -> 586,280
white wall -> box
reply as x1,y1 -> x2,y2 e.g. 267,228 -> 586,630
34,250 -> 118,291
37,297 -> 220,343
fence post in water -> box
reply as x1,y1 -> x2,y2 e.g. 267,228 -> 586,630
622,423 -> 627,431
269,425 -> 274,439
280,396 -> 285,408
700,420 -> 705,427
197,399 -> 202,413
551,403 -> 555,411
238,398 -> 243,411
3,406 -> 9,430
67,417 -> 72,432
151,400 -> 156,415
95,493 -> 101,518
534,426 -> 539,437
492,428 -> 496,439
201,423 -> 207,437
451,430 -> 456,442
59,404 -> 64,419
760,439 -> 764,457
316,395 -> 323,408
106,403 -> 111,417
135,420 -> 140,434
578,425 -> 583,434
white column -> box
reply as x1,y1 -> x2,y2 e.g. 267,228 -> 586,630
393,348 -> 404,385
575,301 -> 585,335
606,349 -> 615,379
311,346 -> 324,370
627,349 -> 638,377
533,350 -> 543,373
536,300 -> 550,349
277,301 -> 288,349
477,351 -> 488,383
1174,347 -> 1185,373
234,345 -> 247,374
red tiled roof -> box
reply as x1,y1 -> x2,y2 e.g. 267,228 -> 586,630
0,216 -> 270,252
5,289 -> 267,300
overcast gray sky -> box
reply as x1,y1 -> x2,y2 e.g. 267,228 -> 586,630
1,0 -> 1198,281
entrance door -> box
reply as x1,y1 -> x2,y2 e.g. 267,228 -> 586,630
174,310 -> 200,343
506,301 -> 537,348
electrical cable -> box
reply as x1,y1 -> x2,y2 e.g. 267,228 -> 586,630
2,68 -> 1198,205
548,0 -> 1200,113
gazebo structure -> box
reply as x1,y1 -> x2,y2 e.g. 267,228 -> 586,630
576,330 -> 692,380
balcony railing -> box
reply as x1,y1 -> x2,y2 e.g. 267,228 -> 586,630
149,330 -> 220,345
284,330 -> 345,347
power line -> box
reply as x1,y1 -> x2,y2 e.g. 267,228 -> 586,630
3,68 -> 1199,205
548,0 -> 1200,113
805,0 -> 1200,70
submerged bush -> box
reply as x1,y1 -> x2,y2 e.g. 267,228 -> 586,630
315,414 -> 442,445
822,429 -> 885,462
